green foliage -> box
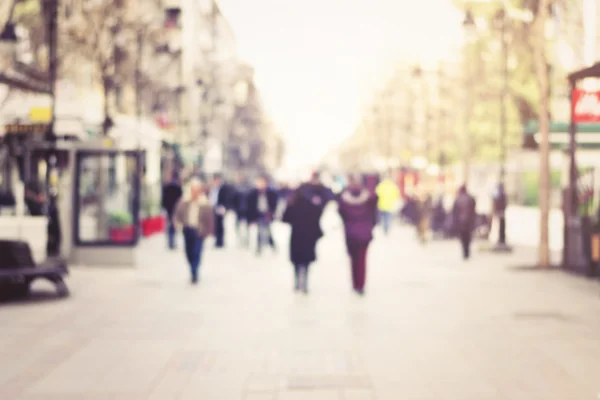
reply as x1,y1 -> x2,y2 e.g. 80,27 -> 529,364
456,0 -> 555,162
521,169 -> 562,206
108,210 -> 133,227
13,0 -> 45,69
141,183 -> 162,217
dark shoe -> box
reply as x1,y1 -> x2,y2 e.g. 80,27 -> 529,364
355,288 -> 364,296
191,275 -> 199,284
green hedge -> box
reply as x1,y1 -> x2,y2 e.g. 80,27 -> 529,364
521,170 -> 562,206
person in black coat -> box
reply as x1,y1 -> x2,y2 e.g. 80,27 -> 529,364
231,174 -> 252,247
452,184 -> 477,259
282,172 -> 333,293
209,173 -> 228,248
247,175 -> 279,255
162,173 -> 183,249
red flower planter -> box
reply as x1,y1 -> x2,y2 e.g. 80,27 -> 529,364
109,225 -> 135,243
141,216 -> 166,237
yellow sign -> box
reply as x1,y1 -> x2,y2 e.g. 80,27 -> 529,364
29,107 -> 52,123
103,138 -> 113,148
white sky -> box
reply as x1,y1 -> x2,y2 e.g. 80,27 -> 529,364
218,0 -> 464,171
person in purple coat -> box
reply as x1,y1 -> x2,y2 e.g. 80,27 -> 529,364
337,174 -> 378,295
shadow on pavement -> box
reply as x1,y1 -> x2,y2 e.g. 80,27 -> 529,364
507,264 -> 562,273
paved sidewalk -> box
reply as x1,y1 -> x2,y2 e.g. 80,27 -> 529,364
1,218 -> 599,399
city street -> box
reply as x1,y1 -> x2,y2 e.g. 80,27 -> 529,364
1,213 -> 600,400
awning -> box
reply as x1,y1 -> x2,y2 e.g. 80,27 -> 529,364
522,120 -> 600,149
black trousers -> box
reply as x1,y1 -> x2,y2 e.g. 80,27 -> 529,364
459,229 -> 472,259
256,217 -> 275,253
214,213 -> 225,247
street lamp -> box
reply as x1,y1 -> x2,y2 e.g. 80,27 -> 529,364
494,8 -> 510,249
463,6 -> 512,251
41,0 -> 61,256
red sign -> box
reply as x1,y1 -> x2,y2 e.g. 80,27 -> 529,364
573,89 -> 600,123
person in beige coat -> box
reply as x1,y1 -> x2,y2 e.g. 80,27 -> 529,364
173,178 -> 214,284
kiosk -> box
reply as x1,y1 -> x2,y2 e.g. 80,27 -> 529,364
1,114 -> 166,267
54,140 -> 144,267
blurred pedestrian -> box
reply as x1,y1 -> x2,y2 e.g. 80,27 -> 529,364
431,196 -> 447,239
162,172 -> 183,249
25,177 -> 46,216
416,190 -> 433,244
173,178 -> 214,284
247,175 -> 279,255
375,172 -> 400,235
452,184 -> 477,259
209,173 -> 228,248
282,172 -> 333,293
338,174 -> 378,295
231,173 -> 251,247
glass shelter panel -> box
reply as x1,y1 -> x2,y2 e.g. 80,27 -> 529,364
75,151 -> 141,245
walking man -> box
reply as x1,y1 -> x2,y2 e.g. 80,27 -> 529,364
209,174 -> 228,248
452,184 -> 476,260
162,172 -> 183,249
247,175 -> 278,255
173,178 -> 214,283
232,173 -> 251,247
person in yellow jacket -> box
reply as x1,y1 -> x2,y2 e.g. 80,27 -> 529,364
375,174 -> 401,235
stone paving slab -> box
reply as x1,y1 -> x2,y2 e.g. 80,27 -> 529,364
1,217 -> 599,399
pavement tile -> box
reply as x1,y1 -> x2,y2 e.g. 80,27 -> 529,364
244,394 -> 278,400
279,390 -> 341,400
341,389 -> 376,400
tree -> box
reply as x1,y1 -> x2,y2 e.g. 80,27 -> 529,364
0,0 -> 52,93
534,0 -> 551,268
60,0 -> 156,132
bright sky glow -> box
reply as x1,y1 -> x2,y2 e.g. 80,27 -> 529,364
218,0 -> 464,171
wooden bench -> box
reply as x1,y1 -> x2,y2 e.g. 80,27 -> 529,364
0,240 -> 69,300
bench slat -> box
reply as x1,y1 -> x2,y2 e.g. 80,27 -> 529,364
0,265 -> 67,278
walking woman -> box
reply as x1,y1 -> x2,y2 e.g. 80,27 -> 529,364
338,175 -> 378,295
282,172 -> 333,293
173,178 -> 214,284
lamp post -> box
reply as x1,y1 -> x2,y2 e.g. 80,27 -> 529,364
464,5 -> 520,252
495,8 -> 509,248
41,0 -> 60,256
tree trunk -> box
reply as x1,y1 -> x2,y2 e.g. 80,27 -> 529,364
535,0 -> 551,268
